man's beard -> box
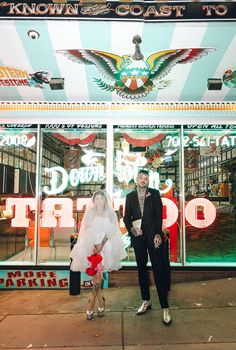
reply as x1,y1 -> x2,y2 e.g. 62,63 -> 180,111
137,184 -> 147,191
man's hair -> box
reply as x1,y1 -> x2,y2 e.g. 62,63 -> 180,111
138,169 -> 149,176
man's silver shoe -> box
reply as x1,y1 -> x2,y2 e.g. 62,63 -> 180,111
162,308 -> 172,325
98,297 -> 105,317
136,300 -> 152,315
97,306 -> 105,317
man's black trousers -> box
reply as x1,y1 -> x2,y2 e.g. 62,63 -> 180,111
132,234 -> 170,309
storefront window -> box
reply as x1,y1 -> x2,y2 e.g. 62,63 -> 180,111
39,125 -> 107,264
0,125 -> 37,264
113,125 -> 182,265
184,125 -> 236,264
1,122 -> 235,268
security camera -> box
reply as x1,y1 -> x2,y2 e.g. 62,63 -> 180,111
27,30 -> 40,39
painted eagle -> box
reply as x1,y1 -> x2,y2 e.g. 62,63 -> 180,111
57,35 -> 215,99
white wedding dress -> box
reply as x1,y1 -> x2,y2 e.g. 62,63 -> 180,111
70,207 -> 127,272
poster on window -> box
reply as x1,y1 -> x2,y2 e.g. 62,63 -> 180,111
200,144 -> 220,156
184,149 -> 198,171
64,150 -> 81,170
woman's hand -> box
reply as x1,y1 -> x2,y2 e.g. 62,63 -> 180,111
93,244 -> 103,254
93,235 -> 108,254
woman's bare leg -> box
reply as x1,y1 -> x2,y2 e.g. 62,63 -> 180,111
86,274 -> 99,319
95,272 -> 105,316
87,273 -> 102,307
87,273 -> 105,318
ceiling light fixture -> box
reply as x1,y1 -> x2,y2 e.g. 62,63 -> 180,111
27,30 -> 40,39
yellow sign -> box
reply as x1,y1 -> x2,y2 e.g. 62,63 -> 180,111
0,65 -> 29,86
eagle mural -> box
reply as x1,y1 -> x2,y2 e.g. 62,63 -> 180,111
57,35 -> 215,99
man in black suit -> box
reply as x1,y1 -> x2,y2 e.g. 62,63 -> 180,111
124,169 -> 172,325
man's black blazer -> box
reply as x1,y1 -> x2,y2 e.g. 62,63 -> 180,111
123,187 -> 163,244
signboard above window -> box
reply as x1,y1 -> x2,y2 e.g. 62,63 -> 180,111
1,1 -> 236,21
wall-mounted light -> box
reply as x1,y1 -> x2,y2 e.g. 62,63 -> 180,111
49,78 -> 65,90
207,78 -> 222,90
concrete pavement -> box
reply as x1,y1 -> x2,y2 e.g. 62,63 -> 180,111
0,277 -> 236,349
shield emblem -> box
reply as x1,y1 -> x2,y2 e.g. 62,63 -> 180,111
121,75 -> 149,90
120,66 -> 149,90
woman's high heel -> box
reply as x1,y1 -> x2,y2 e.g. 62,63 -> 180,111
98,297 -> 105,317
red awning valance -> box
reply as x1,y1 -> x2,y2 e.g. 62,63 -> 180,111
53,131 -> 96,145
122,131 -> 165,147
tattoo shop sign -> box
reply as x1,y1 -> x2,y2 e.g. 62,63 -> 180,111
0,1 -> 236,21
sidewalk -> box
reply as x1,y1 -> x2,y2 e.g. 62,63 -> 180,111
0,278 -> 236,349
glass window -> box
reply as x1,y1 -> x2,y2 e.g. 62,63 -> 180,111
184,126 -> 236,264
113,125 -> 182,265
39,125 -> 107,265
0,125 -> 37,264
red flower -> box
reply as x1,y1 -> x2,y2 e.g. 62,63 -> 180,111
86,267 -> 97,276
86,253 -> 103,276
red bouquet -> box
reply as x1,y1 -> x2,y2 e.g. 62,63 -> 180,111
86,253 -> 103,276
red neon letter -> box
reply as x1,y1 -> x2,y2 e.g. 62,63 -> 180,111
185,198 -> 216,228
114,198 -> 126,228
161,198 -> 179,228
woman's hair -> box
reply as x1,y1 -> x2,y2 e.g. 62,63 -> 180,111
92,190 -> 108,210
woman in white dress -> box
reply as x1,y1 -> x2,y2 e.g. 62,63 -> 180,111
70,190 -> 127,320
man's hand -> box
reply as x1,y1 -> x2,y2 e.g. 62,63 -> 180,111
135,227 -> 143,236
154,234 -> 162,248
131,227 -> 143,236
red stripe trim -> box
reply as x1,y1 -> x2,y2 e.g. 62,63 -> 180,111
122,133 -> 165,146
53,132 -> 96,145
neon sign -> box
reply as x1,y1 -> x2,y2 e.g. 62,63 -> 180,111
6,197 -> 216,229
115,165 -> 173,194
43,165 -> 105,195
115,152 -> 173,194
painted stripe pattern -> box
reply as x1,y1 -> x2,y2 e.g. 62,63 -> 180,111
0,20 -> 236,102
